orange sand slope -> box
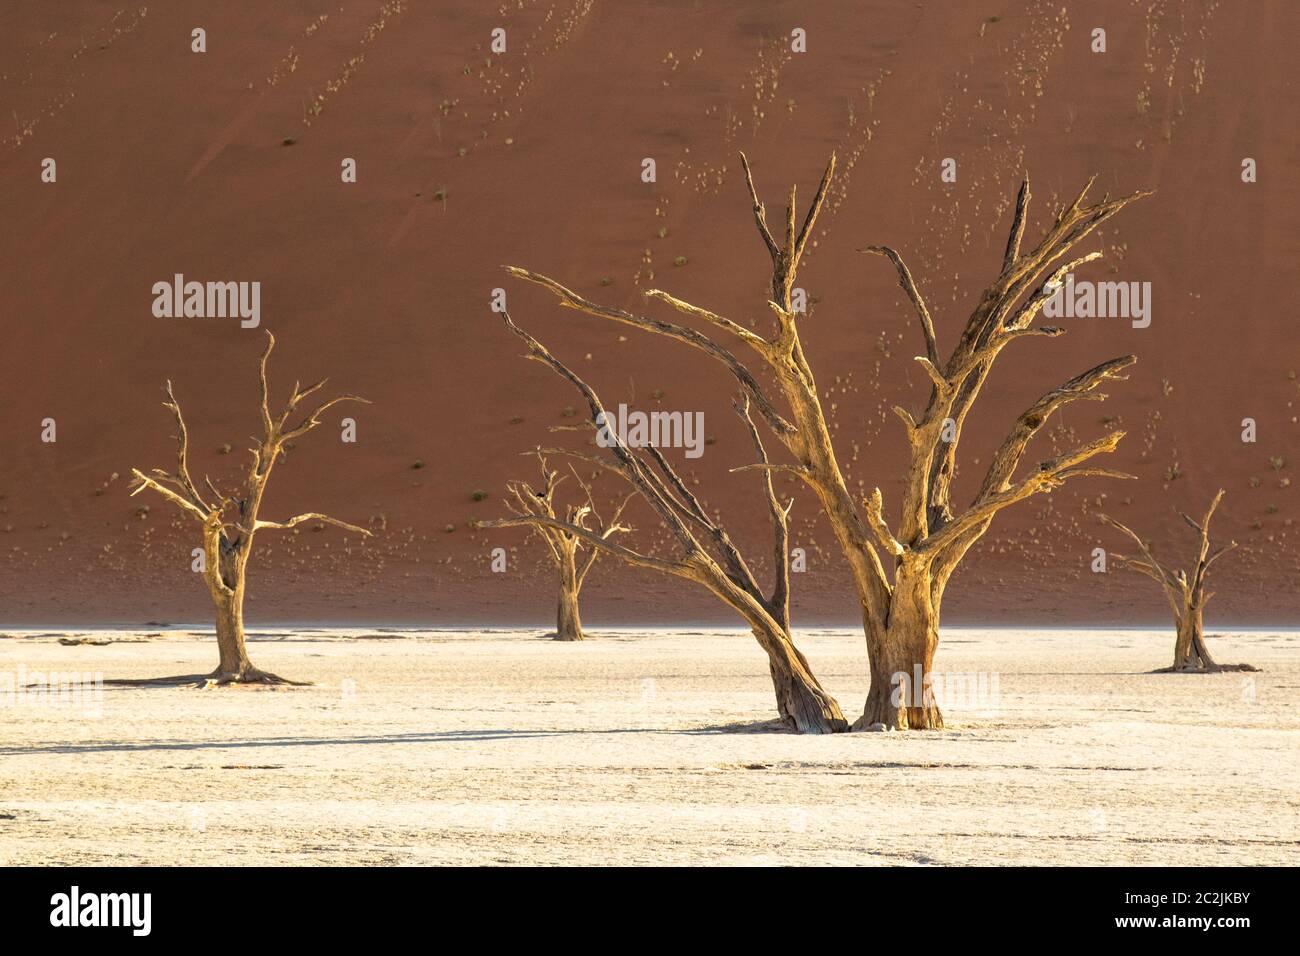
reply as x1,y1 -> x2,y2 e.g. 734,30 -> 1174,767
1,2 -> 1297,625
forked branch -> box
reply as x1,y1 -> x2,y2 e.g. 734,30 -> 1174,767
258,331 -> 371,448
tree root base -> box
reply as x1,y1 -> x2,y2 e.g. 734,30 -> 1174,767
199,667 -> 311,687
100,668 -> 310,688
1151,662 -> 1259,674
850,718 -> 894,732
850,709 -> 945,732
779,716 -> 849,734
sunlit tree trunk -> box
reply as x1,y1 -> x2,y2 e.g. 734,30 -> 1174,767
554,549 -> 584,641
213,587 -> 254,678
1173,605 -> 1212,671
858,565 -> 943,730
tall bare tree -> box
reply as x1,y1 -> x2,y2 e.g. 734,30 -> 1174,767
503,449 -> 632,641
1101,490 -> 1256,673
130,332 -> 371,684
505,153 -> 1148,729
476,316 -> 848,733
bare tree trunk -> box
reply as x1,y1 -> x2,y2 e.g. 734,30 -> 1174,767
759,629 -> 847,734
213,588 -> 255,678
1173,605 -> 1215,671
554,550 -> 585,641
204,554 -> 296,684
855,568 -> 943,730
1166,605 -> 1257,673
712,581 -> 844,733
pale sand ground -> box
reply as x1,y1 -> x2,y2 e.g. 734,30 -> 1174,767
0,627 -> 1296,866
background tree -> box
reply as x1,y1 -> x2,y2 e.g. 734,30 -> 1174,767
476,316 -> 847,733
502,449 -> 633,641
1101,490 -> 1257,673
505,153 -> 1148,729
130,332 -> 371,685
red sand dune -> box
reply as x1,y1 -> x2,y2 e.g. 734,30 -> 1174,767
1,1 -> 1296,627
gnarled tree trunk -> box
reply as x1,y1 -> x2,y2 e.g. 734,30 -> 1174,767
554,550 -> 584,641
718,582 -> 845,733
856,566 -> 942,730
1173,604 -> 1213,672
213,588 -> 256,679
766,650 -> 846,734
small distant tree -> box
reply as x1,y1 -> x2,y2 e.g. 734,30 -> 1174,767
502,449 -> 633,641
1101,490 -> 1257,673
476,317 -> 848,732
130,331 -> 371,685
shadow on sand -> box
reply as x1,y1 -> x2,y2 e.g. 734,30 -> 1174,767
2,719 -> 808,757
1,729 -> 569,756
96,674 -> 312,688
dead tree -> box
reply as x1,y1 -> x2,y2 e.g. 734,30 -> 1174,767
503,449 -> 632,640
130,331 -> 371,684
505,153 -> 1148,729
1101,490 -> 1256,673
476,315 -> 848,733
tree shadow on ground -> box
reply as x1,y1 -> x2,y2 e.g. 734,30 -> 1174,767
100,674 -> 312,687
0,729 -> 571,757
1,720 -> 806,757
1147,663 -> 1259,674
680,719 -> 791,735
24,674 -> 312,689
